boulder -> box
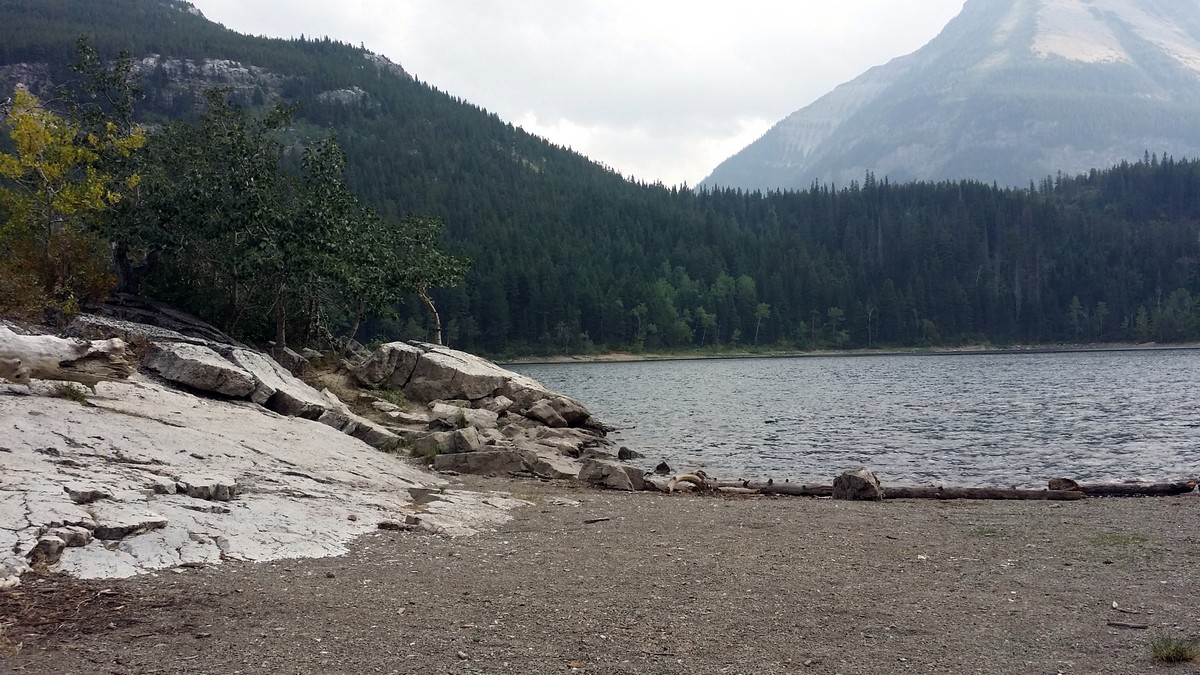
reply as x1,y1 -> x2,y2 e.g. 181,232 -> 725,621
226,348 -> 330,418
177,475 -> 237,501
446,427 -> 484,454
45,525 -> 92,548
429,402 -> 499,431
530,453 -> 581,480
63,483 -> 113,505
547,395 -> 592,426
480,395 -> 515,414
29,535 -> 66,565
409,431 -> 452,458
352,341 -> 424,388
272,346 -> 308,375
832,467 -> 884,501
618,447 -> 643,461
579,459 -> 645,492
432,449 -> 534,476
143,343 -> 256,397
90,507 -> 169,540
525,399 -> 568,428
405,347 -> 515,402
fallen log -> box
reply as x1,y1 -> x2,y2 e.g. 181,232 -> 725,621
0,326 -> 135,390
1049,480 -> 1197,498
716,481 -> 833,497
883,486 -> 1086,501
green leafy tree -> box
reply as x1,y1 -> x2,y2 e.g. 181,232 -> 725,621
0,87 -> 143,316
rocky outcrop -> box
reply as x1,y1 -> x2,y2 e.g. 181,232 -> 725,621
347,341 -> 635,481
0,375 -> 529,587
144,342 -> 256,397
832,467 -> 884,501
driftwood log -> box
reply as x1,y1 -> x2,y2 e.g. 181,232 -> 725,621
710,478 -> 1196,500
716,481 -> 833,497
882,486 -> 1087,501
1049,479 -> 1197,498
0,326 -> 135,390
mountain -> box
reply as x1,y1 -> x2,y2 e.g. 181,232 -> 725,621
3,0 -> 1200,355
701,0 -> 1200,191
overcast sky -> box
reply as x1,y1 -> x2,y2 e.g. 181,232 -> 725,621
186,1 -> 966,187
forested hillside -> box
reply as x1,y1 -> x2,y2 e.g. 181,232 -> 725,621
2,0 -> 1199,356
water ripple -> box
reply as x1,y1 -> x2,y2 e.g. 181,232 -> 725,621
512,351 -> 1200,488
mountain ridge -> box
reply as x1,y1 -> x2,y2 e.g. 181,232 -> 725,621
701,0 -> 1200,191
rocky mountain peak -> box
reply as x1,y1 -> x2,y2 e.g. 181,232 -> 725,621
701,0 -> 1200,191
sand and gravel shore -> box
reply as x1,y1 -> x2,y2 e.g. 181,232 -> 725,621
3,475 -> 1197,674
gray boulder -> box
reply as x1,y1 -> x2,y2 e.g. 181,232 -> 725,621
525,399 -> 568,428
226,348 -> 329,418
353,341 -> 424,388
429,402 -> 499,431
63,483 -> 112,505
432,449 -> 534,476
177,475 -> 237,501
143,343 -> 256,397
832,467 -> 884,501
579,459 -> 645,492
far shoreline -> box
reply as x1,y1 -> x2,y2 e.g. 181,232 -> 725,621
499,341 -> 1200,365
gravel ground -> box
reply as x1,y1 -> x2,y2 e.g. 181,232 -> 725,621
2,478 -> 1198,674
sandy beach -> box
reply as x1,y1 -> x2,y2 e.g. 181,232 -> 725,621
4,476 -> 1197,674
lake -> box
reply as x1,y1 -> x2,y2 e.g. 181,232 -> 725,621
509,350 -> 1200,488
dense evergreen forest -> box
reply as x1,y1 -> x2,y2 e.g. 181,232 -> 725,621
2,0 -> 1199,356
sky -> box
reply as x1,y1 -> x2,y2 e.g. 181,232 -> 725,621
186,1 -> 967,187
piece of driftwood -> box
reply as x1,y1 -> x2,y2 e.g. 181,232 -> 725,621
0,326 -> 135,390
716,481 -> 834,497
667,473 -> 712,493
1048,479 -> 1197,498
883,486 -> 1087,501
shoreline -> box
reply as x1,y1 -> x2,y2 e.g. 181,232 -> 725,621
499,341 -> 1200,365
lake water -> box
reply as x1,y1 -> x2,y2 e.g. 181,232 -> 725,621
509,350 -> 1200,488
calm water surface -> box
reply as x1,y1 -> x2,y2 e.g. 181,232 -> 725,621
510,351 -> 1200,487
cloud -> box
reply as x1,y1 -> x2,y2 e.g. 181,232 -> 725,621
190,0 -> 966,185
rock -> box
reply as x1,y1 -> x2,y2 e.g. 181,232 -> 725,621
530,454 -> 581,479
300,348 -> 324,360
388,410 -> 432,426
63,483 -> 113,505
29,535 -> 66,565
408,487 -> 444,505
372,400 -> 401,413
352,341 -> 423,388
347,419 -> 402,450
405,347 -> 514,402
143,343 -> 256,397
46,526 -> 92,548
429,402 -> 499,431
832,467 -> 884,501
432,449 -> 534,476
480,395 -> 515,414
226,348 -> 330,418
411,431 -> 453,459
654,461 -> 672,476
447,427 -> 484,454
271,346 -> 308,375
1048,477 -> 1082,491
177,475 -> 237,501
90,508 -> 169,540
579,459 -> 644,492
618,447 -> 643,461
147,476 -> 177,495
547,395 -> 592,426
525,399 -> 568,428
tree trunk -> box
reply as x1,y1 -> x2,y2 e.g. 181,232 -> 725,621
418,287 -> 442,345
274,283 -> 287,349
0,326 -> 135,390
716,481 -> 833,497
